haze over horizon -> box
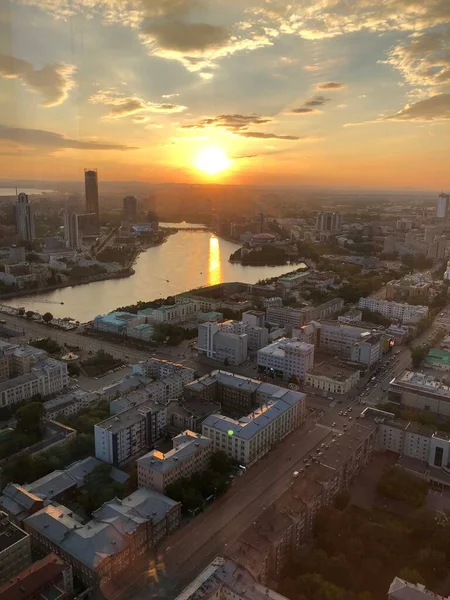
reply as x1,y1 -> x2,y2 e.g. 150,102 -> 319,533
1,0 -> 449,190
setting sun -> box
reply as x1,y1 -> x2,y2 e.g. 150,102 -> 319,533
194,147 -> 231,176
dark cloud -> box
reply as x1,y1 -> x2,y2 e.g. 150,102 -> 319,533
0,53 -> 75,107
383,93 -> 450,121
317,81 -> 344,90
304,95 -> 330,106
182,114 -> 272,131
142,21 -> 230,53
90,91 -> 186,117
0,125 -> 135,150
292,107 -> 315,114
237,131 -> 299,140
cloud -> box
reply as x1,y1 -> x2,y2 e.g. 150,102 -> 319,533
0,53 -> 75,107
384,28 -> 450,92
292,107 -> 315,114
0,125 -> 135,150
90,90 -> 186,118
181,114 -> 272,131
317,82 -> 344,90
141,20 -> 230,53
304,95 -> 330,107
383,93 -> 450,121
235,131 -> 299,140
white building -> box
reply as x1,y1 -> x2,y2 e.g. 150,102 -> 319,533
246,325 -> 269,351
202,386 -> 305,465
197,322 -> 248,365
94,399 -> 167,465
444,261 -> 450,282
138,299 -> 200,324
388,371 -> 450,417
0,342 -> 68,407
257,338 -> 314,380
14,193 -> 35,242
305,362 -> 360,395
242,311 -> 265,328
389,578 -> 450,600
437,193 -> 450,219
358,297 -> 428,324
318,321 -> 381,367
44,390 -> 99,420
137,430 -> 212,493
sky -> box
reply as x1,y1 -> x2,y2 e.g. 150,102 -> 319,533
0,0 -> 449,189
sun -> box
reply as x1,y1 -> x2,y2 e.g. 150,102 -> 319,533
194,147 -> 231,176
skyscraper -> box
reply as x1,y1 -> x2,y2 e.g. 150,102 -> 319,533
123,196 -> 138,222
437,193 -> 449,219
14,193 -> 35,242
63,210 -> 79,249
84,169 -> 99,231
316,211 -> 342,232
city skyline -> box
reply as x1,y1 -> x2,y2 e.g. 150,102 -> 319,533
0,0 -> 449,190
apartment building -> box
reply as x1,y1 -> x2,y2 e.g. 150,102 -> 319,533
94,399 -> 167,465
305,362 -> 360,395
242,310 -> 265,328
24,488 -> 180,589
0,342 -> 69,407
388,371 -> 450,417
0,553 -> 73,600
138,299 -> 200,324
318,321 -> 381,367
246,325 -> 269,351
202,386 -> 305,465
44,389 -> 100,420
133,357 -> 194,381
257,338 -> 314,380
358,297 -> 429,324
0,511 -> 31,585
137,430 -> 212,492
266,298 -> 344,328
175,557 -> 290,600
197,321 -> 248,365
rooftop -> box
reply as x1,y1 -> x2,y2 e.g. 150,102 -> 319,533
388,577 -> 449,599
94,311 -> 138,326
427,348 -> 450,366
0,553 -> 67,600
138,430 -> 212,473
203,388 -> 305,441
0,511 -> 28,553
95,398 -> 165,434
307,361 -> 360,381
258,338 -> 314,357
391,371 -> 450,399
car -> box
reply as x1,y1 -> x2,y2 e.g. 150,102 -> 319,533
349,416 -> 353,420
348,407 -> 352,412
332,422 -> 336,427
339,411 -> 343,416
343,411 -> 347,416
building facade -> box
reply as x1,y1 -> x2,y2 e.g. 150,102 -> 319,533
197,322 -> 248,365
123,196 -> 138,222
202,387 -> 305,465
137,430 -> 212,492
94,399 -> 167,465
84,169 -> 99,232
257,338 -> 314,380
305,362 -> 360,394
14,193 -> 35,243
388,371 -> 450,417
358,297 -> 428,324
63,210 -> 79,249
0,511 -> 31,585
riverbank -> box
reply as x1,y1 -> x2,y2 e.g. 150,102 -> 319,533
0,268 -> 135,302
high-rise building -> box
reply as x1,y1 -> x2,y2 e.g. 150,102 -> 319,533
84,169 -> 99,231
0,511 -> 31,585
14,193 -> 35,242
123,196 -> 138,222
316,211 -> 341,232
427,235 -> 447,260
437,193 -> 449,219
63,210 -> 79,249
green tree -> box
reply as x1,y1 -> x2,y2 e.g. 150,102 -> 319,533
42,312 -> 53,323
15,402 -> 45,437
398,567 -> 425,585
25,310 -> 34,319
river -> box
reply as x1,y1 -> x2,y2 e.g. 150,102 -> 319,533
4,227 -> 303,322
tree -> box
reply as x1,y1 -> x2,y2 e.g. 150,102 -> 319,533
398,567 -> 425,585
25,310 -> 34,319
42,312 -> 53,323
18,307 -> 25,316
15,402 -> 45,437
224,358 -> 229,367
210,451 -> 233,475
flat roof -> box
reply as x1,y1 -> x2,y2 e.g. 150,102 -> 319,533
307,361 -> 360,381
96,398 -> 163,433
391,370 -> 450,399
138,431 -> 211,473
0,512 -> 28,552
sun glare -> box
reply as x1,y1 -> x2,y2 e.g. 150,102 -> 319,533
194,147 -> 231,176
